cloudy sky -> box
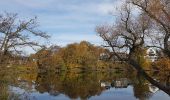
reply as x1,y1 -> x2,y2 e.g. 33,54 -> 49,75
0,0 -> 123,48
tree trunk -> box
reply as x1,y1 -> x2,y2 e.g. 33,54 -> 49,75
128,59 -> 170,95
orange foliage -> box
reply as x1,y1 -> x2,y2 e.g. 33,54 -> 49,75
155,58 -> 170,70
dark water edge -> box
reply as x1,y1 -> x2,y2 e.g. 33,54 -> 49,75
0,67 -> 170,100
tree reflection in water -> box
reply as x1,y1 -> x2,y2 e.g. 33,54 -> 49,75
0,68 -> 170,100
34,70 -> 170,100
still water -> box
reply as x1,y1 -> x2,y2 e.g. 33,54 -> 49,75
0,69 -> 170,100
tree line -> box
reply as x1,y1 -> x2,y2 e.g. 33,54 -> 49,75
31,41 -> 115,71
0,0 -> 170,95
0,0 -> 169,71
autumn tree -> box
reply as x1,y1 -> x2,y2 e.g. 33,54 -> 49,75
59,41 -> 110,70
96,3 -> 151,65
129,0 -> 170,58
96,2 -> 170,94
0,13 -> 49,62
34,41 -> 111,71
30,45 -> 63,71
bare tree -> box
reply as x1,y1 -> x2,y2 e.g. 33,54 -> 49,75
96,4 -> 150,62
0,13 -> 49,62
96,3 -> 170,95
129,0 -> 170,57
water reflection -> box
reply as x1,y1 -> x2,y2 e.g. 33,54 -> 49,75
100,78 -> 131,89
0,69 -> 170,100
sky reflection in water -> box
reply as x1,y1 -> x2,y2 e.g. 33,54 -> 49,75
1,71 -> 170,100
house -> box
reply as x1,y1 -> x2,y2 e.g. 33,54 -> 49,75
99,53 -> 109,60
145,48 -> 158,62
100,82 -> 111,89
111,78 -> 131,88
100,47 -> 160,62
148,84 -> 159,93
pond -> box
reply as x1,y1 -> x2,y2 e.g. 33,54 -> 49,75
0,68 -> 170,100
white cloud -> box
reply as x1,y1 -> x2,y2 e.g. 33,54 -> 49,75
0,0 -> 125,54
51,32 -> 103,46
14,0 -> 54,8
95,1 -> 124,15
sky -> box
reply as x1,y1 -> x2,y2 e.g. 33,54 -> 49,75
0,0 -> 124,53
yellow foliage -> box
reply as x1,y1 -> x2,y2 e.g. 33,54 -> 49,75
33,41 -> 111,70
133,47 -> 151,70
156,58 -> 170,70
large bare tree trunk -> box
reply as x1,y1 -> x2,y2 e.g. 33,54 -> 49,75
128,59 -> 170,95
